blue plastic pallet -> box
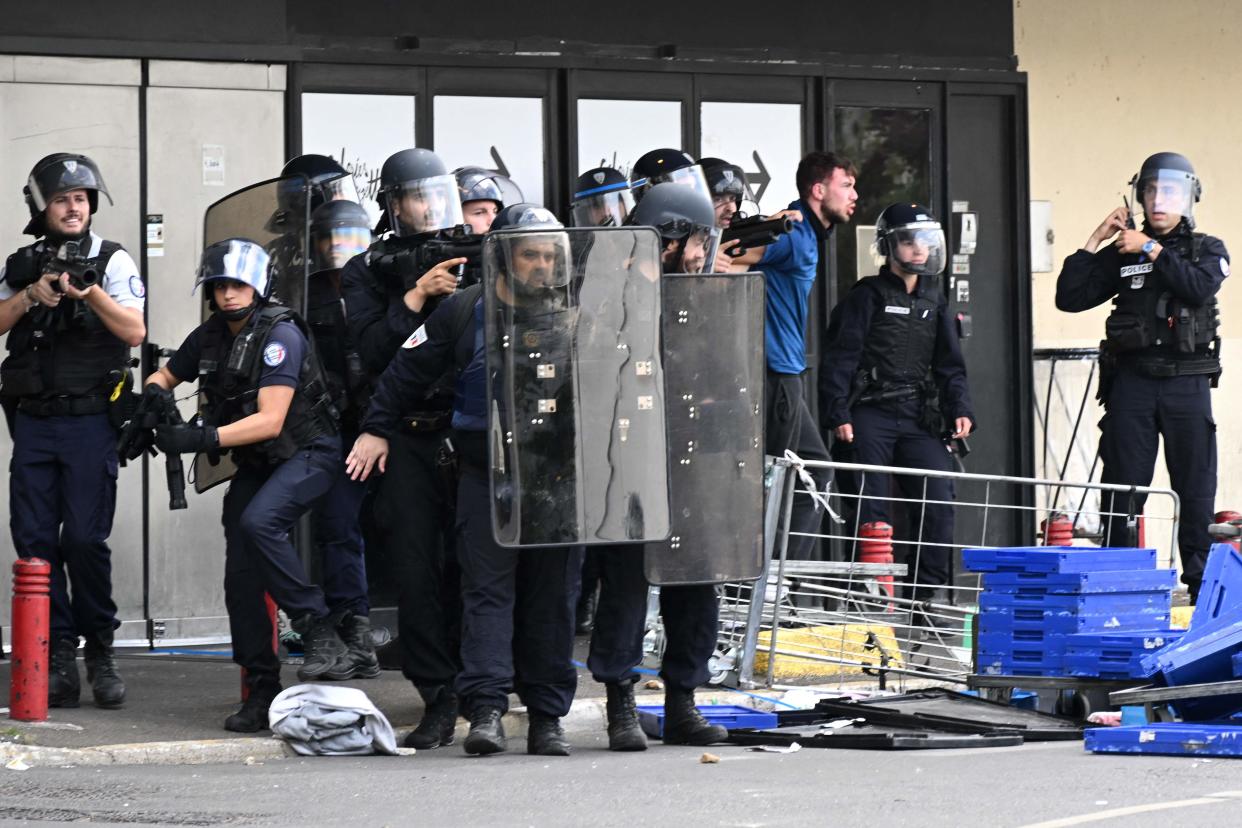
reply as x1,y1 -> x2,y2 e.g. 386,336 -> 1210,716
637,704 -> 777,739
977,631 -> 1067,654
962,546 -> 1157,574
1145,622 -> 1242,720
1063,652 -> 1151,679
1064,630 -> 1182,654
978,591 -> 1171,616
1189,543 -> 1242,632
975,651 -> 1065,677
978,610 -> 1172,637
1085,723 -> 1242,757
983,569 -> 1176,595
1235,652 -> 1242,679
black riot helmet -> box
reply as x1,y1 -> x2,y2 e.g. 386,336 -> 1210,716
487,203 -> 571,302
23,153 -> 113,237
874,203 -> 946,277
454,166 -> 523,208
377,148 -> 463,237
626,181 -> 720,274
700,157 -> 748,207
194,238 -> 273,320
629,148 -> 709,206
309,200 -> 372,276
281,154 -> 361,212
1129,151 -> 1201,230
570,166 -> 633,228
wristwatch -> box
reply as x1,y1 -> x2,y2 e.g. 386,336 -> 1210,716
1141,239 -> 1157,258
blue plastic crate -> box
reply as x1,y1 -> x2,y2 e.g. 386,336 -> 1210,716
1189,544 -> 1242,632
978,590 -> 1171,617
1146,621 -> 1242,720
1063,652 -> 1150,679
978,609 -> 1172,637
637,704 -> 777,739
975,650 -> 1065,677
962,546 -> 1157,574
982,569 -> 1176,595
1085,723 -> 1242,757
1234,652 -> 1242,679
977,630 -> 1067,654
1064,630 -> 1182,654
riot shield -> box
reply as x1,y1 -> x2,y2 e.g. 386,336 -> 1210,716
484,226 -> 670,548
644,272 -> 766,585
193,176 -> 311,492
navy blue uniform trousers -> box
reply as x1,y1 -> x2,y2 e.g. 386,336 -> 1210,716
311,430 -> 370,616
1099,370 -> 1216,593
10,411 -> 119,641
222,436 -> 339,678
851,401 -> 955,588
454,469 -> 582,717
587,544 -> 719,691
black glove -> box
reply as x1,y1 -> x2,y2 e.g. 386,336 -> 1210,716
155,422 -> 219,454
142,382 -> 174,405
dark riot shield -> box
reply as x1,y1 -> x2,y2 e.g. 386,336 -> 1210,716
484,226 -> 670,548
192,175 -> 312,493
644,272 -> 765,585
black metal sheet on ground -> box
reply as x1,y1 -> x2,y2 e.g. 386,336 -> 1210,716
808,689 -> 1084,741
727,723 -> 1024,751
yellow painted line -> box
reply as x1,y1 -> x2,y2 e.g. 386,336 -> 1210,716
1019,790 -> 1242,828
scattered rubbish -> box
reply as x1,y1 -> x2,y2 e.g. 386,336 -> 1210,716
644,680 -> 663,690
700,752 -> 720,764
243,756 -> 262,766
5,757 -> 30,771
1086,712 -> 1121,726
746,742 -> 802,754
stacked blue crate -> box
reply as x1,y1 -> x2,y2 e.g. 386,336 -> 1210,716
964,547 -> 1176,677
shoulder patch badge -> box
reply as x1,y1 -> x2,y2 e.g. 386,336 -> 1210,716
129,274 -> 146,298
402,325 -> 429,349
263,341 -> 287,367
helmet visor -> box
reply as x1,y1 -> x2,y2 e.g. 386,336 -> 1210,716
487,230 -> 574,300
28,158 -> 112,211
886,224 -> 946,276
678,224 -> 722,274
1133,169 -> 1196,226
571,190 -> 634,228
384,173 -> 463,236
319,172 -> 361,206
649,165 -> 710,201
194,239 -> 271,295
310,225 -> 371,274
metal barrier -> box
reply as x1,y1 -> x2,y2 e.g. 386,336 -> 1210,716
712,455 -> 1181,691
1034,348 -> 1103,540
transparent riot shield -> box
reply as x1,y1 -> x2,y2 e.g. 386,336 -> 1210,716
484,226 -> 670,548
193,175 -> 311,492
644,272 -> 766,585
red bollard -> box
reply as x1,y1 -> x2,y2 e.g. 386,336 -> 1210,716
860,521 -> 895,610
240,594 -> 281,701
1041,513 -> 1075,546
11,558 -> 51,722
1212,510 -> 1242,551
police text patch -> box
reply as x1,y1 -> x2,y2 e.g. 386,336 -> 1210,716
402,325 -> 429,349
1120,263 -> 1153,278
884,305 -> 911,315
263,342 -> 287,367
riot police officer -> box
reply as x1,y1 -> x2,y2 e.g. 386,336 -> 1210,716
348,204 -> 583,757
628,149 -> 710,205
0,153 -> 146,709
820,204 -> 974,601
454,166 -> 522,234
341,148 -> 469,748
570,167 -> 634,228
700,157 -> 749,230
145,238 -> 348,731
1056,153 -> 1227,602
575,183 -> 729,752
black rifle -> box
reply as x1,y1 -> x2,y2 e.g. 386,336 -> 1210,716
117,390 -> 188,510
722,215 -> 794,257
370,226 -> 485,291
42,240 -> 102,293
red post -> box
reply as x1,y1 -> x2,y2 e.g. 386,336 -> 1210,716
11,558 -> 51,722
240,594 -> 281,701
859,521 -> 895,610
1041,513 -> 1075,546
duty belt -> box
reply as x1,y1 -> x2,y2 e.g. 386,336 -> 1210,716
18,395 -> 108,417
405,412 -> 453,432
1130,355 -> 1220,379
856,384 -> 921,406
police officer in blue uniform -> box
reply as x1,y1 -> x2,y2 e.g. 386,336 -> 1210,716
0,153 -> 146,709
820,204 -> 974,600
348,204 -> 583,758
1056,153 -> 1227,603
570,166 -> 634,229
341,148 -> 473,749
455,165 -> 522,235
579,183 -> 730,752
145,238 -> 349,731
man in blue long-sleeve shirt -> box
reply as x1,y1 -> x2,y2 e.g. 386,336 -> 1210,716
820,203 -> 973,597
1055,152 -> 1227,602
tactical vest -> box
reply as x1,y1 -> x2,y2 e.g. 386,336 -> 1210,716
305,278 -> 367,431
198,304 -> 339,467
1104,231 -> 1221,378
0,238 -> 130,405
857,272 -> 940,390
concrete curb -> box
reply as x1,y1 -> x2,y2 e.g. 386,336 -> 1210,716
0,685 -> 893,767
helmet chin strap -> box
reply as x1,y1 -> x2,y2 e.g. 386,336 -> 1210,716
219,301 -> 258,322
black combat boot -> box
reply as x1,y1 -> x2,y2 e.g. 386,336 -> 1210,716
326,613 -> 381,680
293,613 -> 349,681
83,629 -> 126,708
462,705 -> 506,756
527,713 -> 571,756
225,676 -> 282,733
605,681 -> 648,752
47,636 -> 81,708
404,685 -> 459,749
660,687 -> 727,745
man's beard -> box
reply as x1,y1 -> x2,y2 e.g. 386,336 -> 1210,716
820,202 -> 851,227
